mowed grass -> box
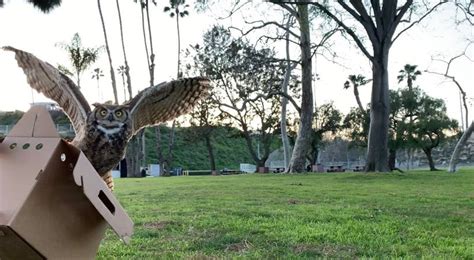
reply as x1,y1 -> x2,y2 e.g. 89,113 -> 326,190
97,169 -> 474,259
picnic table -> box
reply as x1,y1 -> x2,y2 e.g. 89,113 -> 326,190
326,165 -> 345,172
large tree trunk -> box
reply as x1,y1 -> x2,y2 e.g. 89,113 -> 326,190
116,0 -> 132,100
365,46 -> 390,172
155,125 -> 166,175
288,3 -> 313,173
126,137 -> 141,177
204,133 -> 216,171
423,148 -> 437,171
97,0 -> 118,105
388,148 -> 396,170
448,121 -> 474,172
280,17 -> 293,171
166,120 -> 176,171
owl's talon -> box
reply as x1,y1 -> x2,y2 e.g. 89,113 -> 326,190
102,172 -> 114,191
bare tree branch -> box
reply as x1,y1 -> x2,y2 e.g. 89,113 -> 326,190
455,1 -> 474,25
425,41 -> 473,127
392,1 -> 445,43
241,20 -> 300,38
309,2 -> 374,61
217,0 -> 252,20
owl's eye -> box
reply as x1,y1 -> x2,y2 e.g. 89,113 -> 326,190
100,110 -> 108,117
115,110 -> 124,117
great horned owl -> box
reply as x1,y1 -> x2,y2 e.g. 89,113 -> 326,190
3,46 -> 210,190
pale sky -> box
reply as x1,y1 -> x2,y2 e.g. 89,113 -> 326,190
0,0 -> 473,128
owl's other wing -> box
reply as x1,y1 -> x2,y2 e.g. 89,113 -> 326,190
126,77 -> 210,135
3,46 -> 91,139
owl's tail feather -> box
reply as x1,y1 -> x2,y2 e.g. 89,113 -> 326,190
102,171 -> 114,191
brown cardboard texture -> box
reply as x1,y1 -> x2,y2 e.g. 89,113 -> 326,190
0,106 -> 133,259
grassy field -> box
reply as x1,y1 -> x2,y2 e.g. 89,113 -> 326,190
97,169 -> 474,259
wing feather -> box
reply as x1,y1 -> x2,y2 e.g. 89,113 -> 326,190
3,46 -> 90,139
127,77 -> 210,135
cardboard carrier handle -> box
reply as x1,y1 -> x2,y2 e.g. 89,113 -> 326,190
98,190 -> 116,215
72,153 -> 133,243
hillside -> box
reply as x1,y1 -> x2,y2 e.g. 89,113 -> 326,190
143,126 -> 261,170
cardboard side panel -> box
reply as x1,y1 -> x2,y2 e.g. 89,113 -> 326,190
10,141 -> 107,259
0,138 -> 61,225
0,226 -> 45,260
7,106 -> 59,138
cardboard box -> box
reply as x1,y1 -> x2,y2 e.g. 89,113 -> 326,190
0,106 -> 133,259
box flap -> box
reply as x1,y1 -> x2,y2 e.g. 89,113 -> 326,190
7,105 -> 59,138
0,106 -> 62,225
73,152 -> 134,244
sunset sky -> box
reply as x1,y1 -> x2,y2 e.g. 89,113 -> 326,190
0,0 -> 472,128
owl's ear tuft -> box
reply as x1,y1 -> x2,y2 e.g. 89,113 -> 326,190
92,102 -> 102,107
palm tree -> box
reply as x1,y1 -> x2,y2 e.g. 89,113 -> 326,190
92,68 -> 104,101
397,64 -> 421,170
97,0 -> 119,105
397,64 -> 421,92
164,0 -> 189,78
117,65 -> 127,101
56,33 -> 101,89
343,74 -> 370,113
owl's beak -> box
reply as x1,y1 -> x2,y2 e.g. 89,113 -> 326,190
107,114 -> 114,121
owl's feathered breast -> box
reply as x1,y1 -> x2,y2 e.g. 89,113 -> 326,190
73,122 -> 132,176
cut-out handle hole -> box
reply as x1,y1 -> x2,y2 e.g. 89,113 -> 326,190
99,190 -> 115,215
36,143 -> 43,150
22,143 -> 30,149
9,143 -> 17,149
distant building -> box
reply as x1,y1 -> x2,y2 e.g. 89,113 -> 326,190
30,102 -> 60,111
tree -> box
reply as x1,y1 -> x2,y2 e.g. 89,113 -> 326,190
117,65 -> 128,101
198,1 -> 338,173
280,16 -> 297,171
164,0 -> 190,78
0,0 -> 62,12
394,88 -> 458,171
397,64 -> 421,169
97,0 -> 119,105
188,26 -> 283,168
187,98 -> 221,173
425,42 -> 473,172
125,0 -> 156,177
448,121 -> 474,172
56,33 -> 101,89
343,74 -> 370,112
304,0 -> 446,172
116,0 -> 133,101
397,64 -> 421,93
91,67 -> 104,100
265,1 -> 313,172
344,107 -> 370,148
425,42 -> 472,129
308,103 -> 343,165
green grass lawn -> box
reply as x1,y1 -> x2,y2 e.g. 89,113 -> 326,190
97,169 -> 474,259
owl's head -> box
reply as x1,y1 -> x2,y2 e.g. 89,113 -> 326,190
90,103 -> 131,130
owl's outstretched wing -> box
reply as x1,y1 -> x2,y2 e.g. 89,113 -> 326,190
126,77 -> 210,135
3,46 -> 91,139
